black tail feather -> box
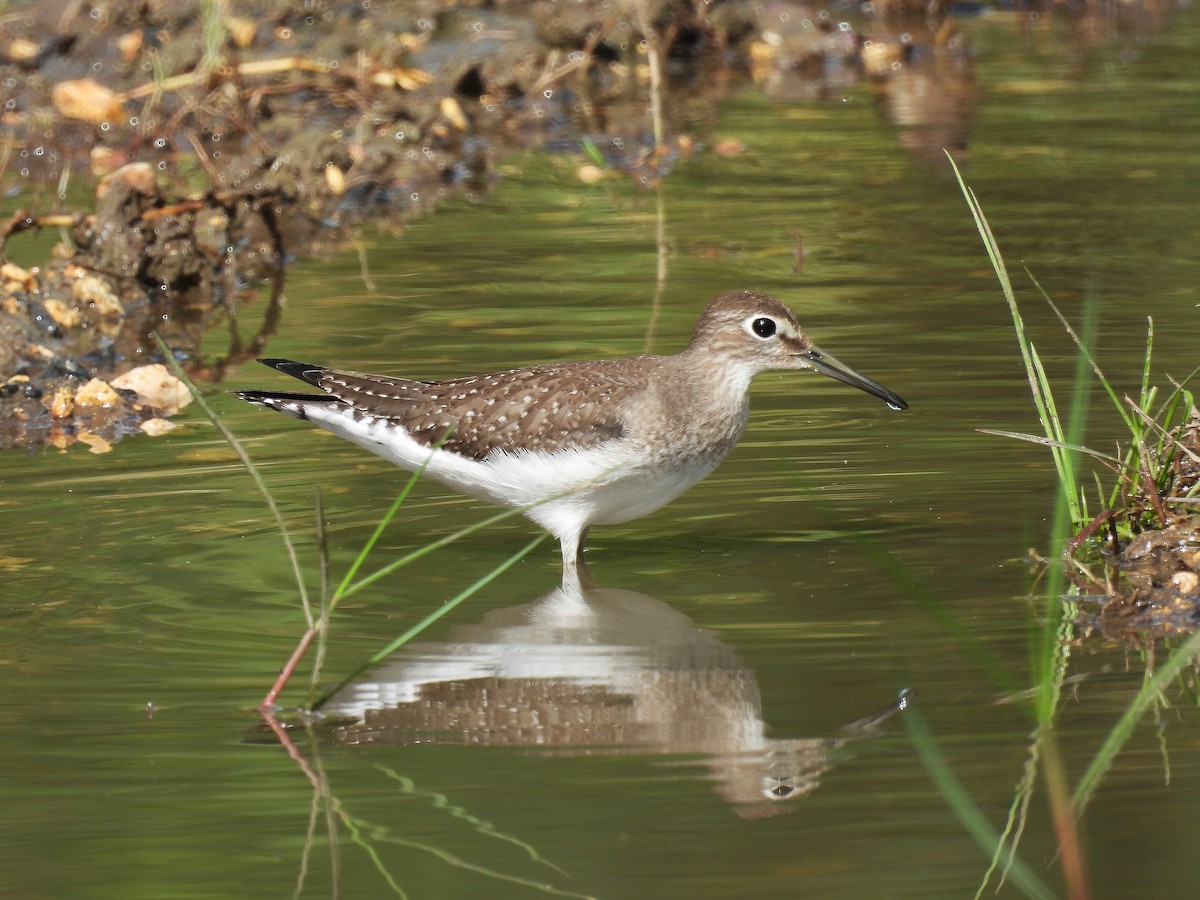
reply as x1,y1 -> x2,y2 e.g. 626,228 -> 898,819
257,358 -> 327,387
237,388 -> 333,405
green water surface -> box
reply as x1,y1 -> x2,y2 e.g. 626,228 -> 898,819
4,7 -> 1200,898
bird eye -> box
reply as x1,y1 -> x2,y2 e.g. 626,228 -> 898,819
751,317 -> 777,338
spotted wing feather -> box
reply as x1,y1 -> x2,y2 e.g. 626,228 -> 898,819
266,358 -> 658,461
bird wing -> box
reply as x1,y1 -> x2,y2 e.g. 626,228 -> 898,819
312,358 -> 657,461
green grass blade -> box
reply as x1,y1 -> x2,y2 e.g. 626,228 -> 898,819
1027,270 -> 1137,435
339,463 -> 621,599
334,466 -> 427,599
315,533 -> 546,706
333,430 -> 454,599
375,765 -> 568,876
947,155 -> 1091,525
1025,340 -> 1080,520
153,334 -> 311,620
339,504 -> 544,599
579,136 -> 605,168
977,430 -> 1120,466
309,487 -> 333,704
1139,318 -> 1154,409
1073,626 -> 1200,812
905,699 -> 1058,900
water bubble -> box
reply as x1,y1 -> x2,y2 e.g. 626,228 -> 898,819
157,161 -> 167,170
410,192 -> 419,201
394,130 -> 405,140
128,116 -> 138,126
100,122 -> 110,131
154,137 -> 167,149
543,89 -> 553,99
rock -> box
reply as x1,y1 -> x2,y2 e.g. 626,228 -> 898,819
51,78 -> 124,124
48,386 -> 74,418
439,96 -> 468,131
116,30 -> 143,62
139,418 -> 177,436
1,262 -> 36,291
42,298 -> 81,330
110,364 -> 193,414
227,17 -> 257,49
324,163 -> 347,196
1170,570 -> 1198,594
7,38 -> 40,61
74,377 -> 121,409
76,431 -> 113,454
95,161 -> 157,202
69,275 -> 125,337
576,164 -> 605,184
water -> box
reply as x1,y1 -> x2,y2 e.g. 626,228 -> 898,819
5,7 -> 1200,897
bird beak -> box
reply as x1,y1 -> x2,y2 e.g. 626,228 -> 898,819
799,346 -> 907,411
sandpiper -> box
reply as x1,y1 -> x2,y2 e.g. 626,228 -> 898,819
239,290 -> 906,577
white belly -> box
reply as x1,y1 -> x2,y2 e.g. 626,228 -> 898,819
299,403 -> 727,540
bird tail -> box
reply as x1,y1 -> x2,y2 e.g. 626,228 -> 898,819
257,358 -> 328,386
236,359 -> 336,420
236,389 -> 335,420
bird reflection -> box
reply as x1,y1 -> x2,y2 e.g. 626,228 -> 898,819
321,570 -> 904,817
